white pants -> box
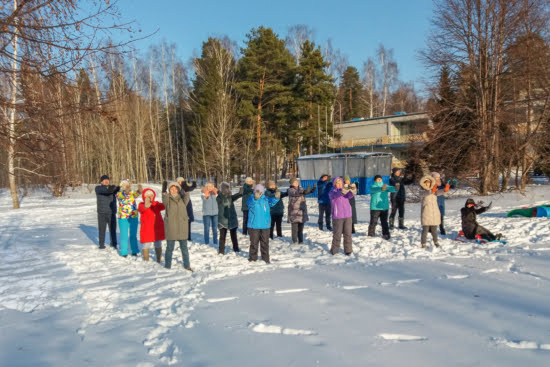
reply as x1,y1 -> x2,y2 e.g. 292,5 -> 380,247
141,241 -> 162,250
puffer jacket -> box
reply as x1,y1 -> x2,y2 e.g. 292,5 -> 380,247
241,183 -> 254,212
369,181 -> 396,211
246,194 -> 279,229
162,192 -> 189,241
329,177 -> 356,220
419,175 -> 444,226
461,206 -> 488,239
117,190 -> 140,219
265,188 -> 288,216
317,178 -> 332,205
137,189 -> 166,243
95,184 -> 119,214
217,182 -> 242,230
287,186 -> 315,223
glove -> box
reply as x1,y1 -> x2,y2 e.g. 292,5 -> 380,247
312,184 -> 317,191
350,183 -> 356,189
341,187 -> 350,195
275,191 -> 281,199
486,201 -> 492,210
444,183 -> 450,192
431,184 -> 438,193
107,185 -> 116,193
137,184 -> 143,193
162,181 -> 168,193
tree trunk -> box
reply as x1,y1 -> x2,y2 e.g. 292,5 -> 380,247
8,0 -> 20,209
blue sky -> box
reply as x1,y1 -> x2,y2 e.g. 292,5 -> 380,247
117,0 -> 434,89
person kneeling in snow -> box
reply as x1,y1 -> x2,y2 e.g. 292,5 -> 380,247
461,199 -> 502,242
138,189 -> 165,262
247,184 -> 280,264
419,175 -> 448,248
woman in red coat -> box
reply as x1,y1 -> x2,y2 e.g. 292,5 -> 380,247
138,188 -> 166,262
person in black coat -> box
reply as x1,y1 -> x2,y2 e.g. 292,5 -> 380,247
460,198 -> 501,241
95,174 -> 120,249
389,168 -> 413,230
265,180 -> 288,239
177,177 -> 197,241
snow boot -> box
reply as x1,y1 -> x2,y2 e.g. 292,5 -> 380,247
352,224 -> 356,234
326,225 -> 333,231
389,217 -> 395,230
154,247 -> 162,263
318,222 -> 323,230
398,217 -> 407,230
434,242 -> 440,248
142,249 -> 150,261
382,234 -> 391,240
439,219 -> 446,235
421,243 -> 427,248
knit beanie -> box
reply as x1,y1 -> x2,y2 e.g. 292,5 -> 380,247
254,184 -> 265,194
100,174 -> 109,182
344,175 -> 350,182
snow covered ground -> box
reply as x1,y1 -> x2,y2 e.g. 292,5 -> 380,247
1,184 -> 549,366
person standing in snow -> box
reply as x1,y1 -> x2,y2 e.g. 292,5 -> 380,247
368,175 -> 395,240
137,188 -> 165,262
329,177 -> 356,255
317,174 -> 333,231
287,178 -> 316,244
431,172 -> 454,235
389,168 -> 413,230
241,177 -> 254,235
419,175 -> 449,248
116,179 -> 142,257
162,181 -> 192,271
201,182 -> 219,246
177,177 -> 196,241
95,174 -> 119,249
217,182 -> 243,254
247,184 -> 280,263
265,180 -> 288,239
343,175 -> 358,233
461,199 -> 502,241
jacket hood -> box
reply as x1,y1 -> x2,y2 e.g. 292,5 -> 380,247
465,198 -> 476,208
220,181 -> 231,195
332,177 -> 343,186
420,175 -> 436,190
142,188 -> 156,201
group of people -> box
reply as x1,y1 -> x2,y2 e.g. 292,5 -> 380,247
95,169 -> 502,269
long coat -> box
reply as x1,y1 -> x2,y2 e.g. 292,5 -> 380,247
217,187 -> 242,230
287,186 -> 314,223
138,189 -> 166,243
162,192 -> 189,241
419,176 -> 444,226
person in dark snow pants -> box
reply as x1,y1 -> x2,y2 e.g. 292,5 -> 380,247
368,175 -> 395,240
389,167 -> 413,230
461,199 -> 502,241
95,174 -> 119,249
343,175 -> 358,233
177,177 -> 196,241
329,177 -> 356,255
217,182 -> 243,254
287,178 -> 315,244
241,177 -> 254,235
317,174 -> 332,231
265,180 -> 288,239
247,184 -> 279,263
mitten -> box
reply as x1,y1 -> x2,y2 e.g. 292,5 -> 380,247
137,184 -> 143,193
162,181 -> 168,193
342,187 -> 350,195
431,184 -> 438,193
275,191 -> 281,199
312,184 -> 317,191
444,183 -> 450,192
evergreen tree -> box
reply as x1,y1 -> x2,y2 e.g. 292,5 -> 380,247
338,66 -> 364,121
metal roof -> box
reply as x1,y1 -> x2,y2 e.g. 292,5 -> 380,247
296,152 -> 392,160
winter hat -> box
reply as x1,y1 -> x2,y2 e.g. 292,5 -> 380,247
465,198 -> 476,207
176,177 -> 184,184
374,175 -> 382,181
420,175 -> 435,190
168,181 -> 181,191
100,174 -> 109,182
290,177 -> 299,186
120,178 -> 130,188
220,182 -> 231,195
344,175 -> 351,182
254,184 -> 265,194
144,189 -> 155,198
392,167 -> 401,174
431,172 -> 441,179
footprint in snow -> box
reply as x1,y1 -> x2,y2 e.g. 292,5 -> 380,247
493,337 -> 550,350
274,288 -> 309,294
206,297 -> 238,303
249,323 -> 316,336
379,333 -> 427,342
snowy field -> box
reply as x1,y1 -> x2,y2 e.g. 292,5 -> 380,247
1,184 -> 550,366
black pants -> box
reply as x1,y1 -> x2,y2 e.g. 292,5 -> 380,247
98,212 -> 117,247
291,222 -> 305,243
318,204 -> 331,228
475,225 -> 497,241
270,214 -> 283,239
368,210 -> 390,236
219,227 -> 239,253
249,228 -> 270,262
331,217 -> 353,254
188,221 -> 192,241
242,210 -> 249,235
390,198 -> 405,220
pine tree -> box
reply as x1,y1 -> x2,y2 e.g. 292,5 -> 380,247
338,66 -> 364,121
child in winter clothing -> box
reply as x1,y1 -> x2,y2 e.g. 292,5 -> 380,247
138,188 -> 165,262
368,175 -> 395,240
265,180 -> 289,239
217,182 -> 243,254
389,168 -> 413,230
247,184 -> 280,263
329,177 -> 356,255
201,182 -> 219,245
116,179 -> 142,256
317,174 -> 333,231
162,181 -> 192,271
419,175 -> 449,248
287,178 -> 315,244
431,172 -> 454,235
343,175 -> 358,233
95,174 -> 119,249
241,177 -> 254,235
461,199 -> 501,241
177,177 -> 196,241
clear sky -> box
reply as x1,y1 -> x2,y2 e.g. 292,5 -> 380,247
117,0 -> 434,89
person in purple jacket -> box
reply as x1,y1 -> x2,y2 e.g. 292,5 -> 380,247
329,177 -> 357,255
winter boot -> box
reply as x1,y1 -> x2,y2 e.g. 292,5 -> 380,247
434,242 -> 440,248
439,219 -> 446,235
352,224 -> 356,234
154,247 -> 162,263
318,222 -> 323,231
142,249 -> 150,261
421,243 -> 427,248
389,217 -> 395,230
382,234 -> 391,240
398,217 -> 407,230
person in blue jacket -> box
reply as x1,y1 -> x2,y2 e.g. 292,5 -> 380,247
317,174 -> 333,231
247,184 -> 280,263
95,174 -> 120,249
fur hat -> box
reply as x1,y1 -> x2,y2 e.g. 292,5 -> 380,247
120,178 -> 130,188
168,181 -> 181,191
100,174 -> 109,182
290,177 -> 299,186
176,177 -> 184,184
254,184 -> 265,194
420,175 -> 436,190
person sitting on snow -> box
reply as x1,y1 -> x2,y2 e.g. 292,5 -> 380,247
460,198 -> 502,242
